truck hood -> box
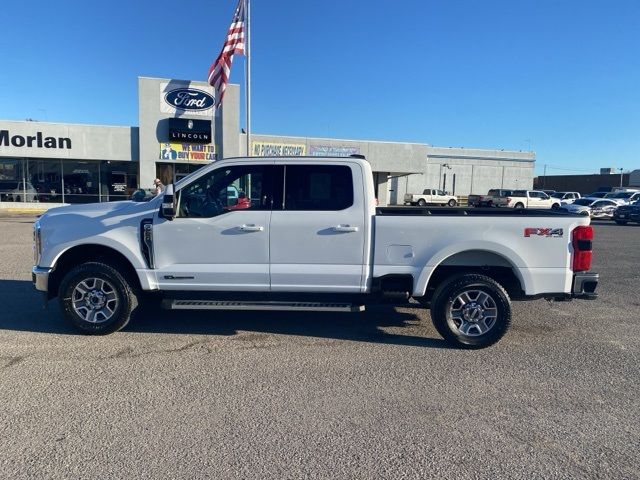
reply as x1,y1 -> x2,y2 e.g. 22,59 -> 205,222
41,199 -> 160,221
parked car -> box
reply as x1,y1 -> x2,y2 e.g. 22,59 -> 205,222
32,156 -> 598,349
613,199 -> 640,225
551,191 -> 581,204
467,189 -> 513,207
560,198 -> 619,218
604,190 -> 640,205
404,189 -> 458,207
0,181 -> 39,202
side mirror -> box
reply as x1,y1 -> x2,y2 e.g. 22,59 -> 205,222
161,184 -> 176,220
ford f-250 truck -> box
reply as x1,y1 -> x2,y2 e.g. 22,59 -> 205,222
32,157 -> 599,348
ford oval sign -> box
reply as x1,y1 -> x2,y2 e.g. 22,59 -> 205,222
164,88 -> 215,111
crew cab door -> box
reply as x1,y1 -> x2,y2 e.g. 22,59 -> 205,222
270,163 -> 366,292
152,163 -> 279,291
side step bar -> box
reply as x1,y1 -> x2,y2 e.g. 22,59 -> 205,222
162,299 -> 366,312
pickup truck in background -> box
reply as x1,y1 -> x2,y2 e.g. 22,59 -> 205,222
604,190 -> 640,205
493,190 -> 562,209
468,189 -> 513,208
32,157 -> 598,349
551,191 -> 581,204
404,189 -> 458,207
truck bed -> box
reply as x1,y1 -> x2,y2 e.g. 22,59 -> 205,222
376,207 -> 577,217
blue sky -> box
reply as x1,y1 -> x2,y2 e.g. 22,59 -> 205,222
0,0 -> 638,175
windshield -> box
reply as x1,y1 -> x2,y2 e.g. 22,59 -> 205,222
573,198 -> 594,206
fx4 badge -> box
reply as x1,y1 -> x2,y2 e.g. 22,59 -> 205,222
524,228 -> 564,238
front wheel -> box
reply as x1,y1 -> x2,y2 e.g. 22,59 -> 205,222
430,274 -> 511,349
448,199 -> 457,207
59,262 -> 138,334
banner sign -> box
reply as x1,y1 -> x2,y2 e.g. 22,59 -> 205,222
159,143 -> 216,162
309,145 -> 361,157
252,142 -> 306,157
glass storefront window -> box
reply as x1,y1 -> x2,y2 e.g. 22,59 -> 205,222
0,159 -> 27,202
0,158 -> 142,204
101,161 -> 139,201
63,161 -> 100,203
27,159 -> 63,203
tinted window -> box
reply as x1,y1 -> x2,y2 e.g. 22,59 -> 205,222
178,165 -> 273,218
284,165 -> 353,211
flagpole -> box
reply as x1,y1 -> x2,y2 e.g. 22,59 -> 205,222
245,0 -> 251,156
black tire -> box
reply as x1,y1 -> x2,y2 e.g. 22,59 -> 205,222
551,203 -> 560,209
59,261 -> 138,334
615,220 -> 628,225
448,199 -> 457,207
430,273 -> 511,349
417,199 -> 427,207
514,203 -> 524,209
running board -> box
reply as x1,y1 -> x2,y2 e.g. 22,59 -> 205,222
162,299 -> 365,312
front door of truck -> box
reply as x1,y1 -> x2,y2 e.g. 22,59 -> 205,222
270,163 -> 366,293
152,163 -> 279,291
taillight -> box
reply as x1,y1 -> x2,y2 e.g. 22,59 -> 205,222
506,197 -> 512,203
572,225 -> 593,271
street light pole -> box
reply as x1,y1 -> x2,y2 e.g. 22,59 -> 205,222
619,168 -> 624,188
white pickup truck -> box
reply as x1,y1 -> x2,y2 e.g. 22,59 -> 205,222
493,190 -> 562,209
404,189 -> 458,207
32,157 -> 598,348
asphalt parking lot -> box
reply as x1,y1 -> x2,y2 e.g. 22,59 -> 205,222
0,214 -> 638,479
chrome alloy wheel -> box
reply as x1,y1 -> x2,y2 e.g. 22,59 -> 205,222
71,278 -> 119,324
447,289 -> 498,337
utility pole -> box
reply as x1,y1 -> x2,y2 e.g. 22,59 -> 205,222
542,164 -> 547,189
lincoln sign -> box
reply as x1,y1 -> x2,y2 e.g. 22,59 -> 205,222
0,130 -> 72,149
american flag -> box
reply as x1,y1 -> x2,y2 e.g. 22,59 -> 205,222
208,0 -> 246,107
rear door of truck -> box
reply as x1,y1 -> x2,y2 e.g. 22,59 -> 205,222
269,162 -> 367,292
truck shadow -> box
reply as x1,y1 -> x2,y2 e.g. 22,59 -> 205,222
0,280 -> 449,349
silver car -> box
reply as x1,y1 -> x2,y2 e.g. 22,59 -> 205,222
560,198 -> 618,218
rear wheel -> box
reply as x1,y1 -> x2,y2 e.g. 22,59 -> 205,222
514,203 -> 524,209
417,199 -> 427,207
448,199 -> 457,207
430,274 -> 511,349
59,262 -> 138,334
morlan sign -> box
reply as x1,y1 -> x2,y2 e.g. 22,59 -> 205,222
0,130 -> 72,149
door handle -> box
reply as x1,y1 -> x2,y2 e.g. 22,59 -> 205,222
240,224 -> 264,232
332,225 -> 359,232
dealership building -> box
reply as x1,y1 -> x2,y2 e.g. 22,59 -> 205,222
0,76 -> 535,207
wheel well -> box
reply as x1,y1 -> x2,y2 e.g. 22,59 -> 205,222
48,244 -> 140,298
421,251 -> 524,302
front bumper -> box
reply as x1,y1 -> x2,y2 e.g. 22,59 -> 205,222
571,272 -> 598,300
32,266 -> 52,292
